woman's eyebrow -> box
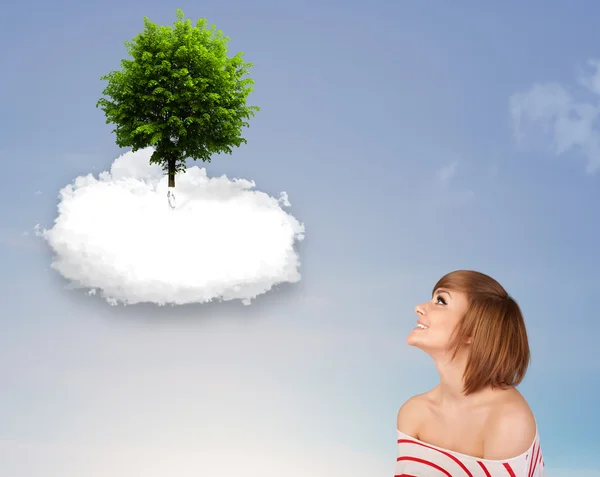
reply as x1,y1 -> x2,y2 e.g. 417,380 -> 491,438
433,288 -> 452,298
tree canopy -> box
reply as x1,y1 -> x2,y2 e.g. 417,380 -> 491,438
97,9 -> 259,188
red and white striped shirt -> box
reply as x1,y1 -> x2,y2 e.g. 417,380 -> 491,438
395,428 -> 545,476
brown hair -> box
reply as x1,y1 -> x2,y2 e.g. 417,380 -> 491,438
433,270 -> 530,396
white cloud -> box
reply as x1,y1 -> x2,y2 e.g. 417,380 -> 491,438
510,59 -> 600,174
579,59 -> 600,96
437,160 -> 458,184
35,147 -> 305,306
422,159 -> 474,207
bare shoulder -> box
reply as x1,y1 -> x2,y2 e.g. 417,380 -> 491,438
483,390 -> 537,460
397,392 -> 430,437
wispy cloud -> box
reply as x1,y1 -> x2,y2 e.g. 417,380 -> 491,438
432,159 -> 474,206
0,227 -> 44,252
437,160 -> 459,184
510,59 -> 600,174
578,59 -> 600,95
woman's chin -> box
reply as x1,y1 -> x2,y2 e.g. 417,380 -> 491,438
406,332 -> 421,347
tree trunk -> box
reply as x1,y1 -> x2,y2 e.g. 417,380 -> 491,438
168,158 -> 176,188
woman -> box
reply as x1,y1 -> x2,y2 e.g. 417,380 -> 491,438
395,270 -> 545,477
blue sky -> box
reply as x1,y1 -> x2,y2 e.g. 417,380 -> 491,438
1,0 -> 599,475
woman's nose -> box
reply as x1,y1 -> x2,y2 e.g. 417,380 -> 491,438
414,303 -> 425,316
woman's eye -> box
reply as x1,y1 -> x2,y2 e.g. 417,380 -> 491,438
435,295 -> 447,305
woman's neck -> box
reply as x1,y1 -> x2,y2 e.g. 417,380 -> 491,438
432,351 -> 490,409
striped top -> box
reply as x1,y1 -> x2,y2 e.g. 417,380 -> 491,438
396,428 -> 545,477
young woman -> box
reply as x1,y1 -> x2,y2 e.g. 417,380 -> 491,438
395,270 -> 545,476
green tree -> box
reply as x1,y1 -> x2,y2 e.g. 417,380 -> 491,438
97,9 -> 259,188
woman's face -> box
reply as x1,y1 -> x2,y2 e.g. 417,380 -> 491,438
406,287 -> 469,356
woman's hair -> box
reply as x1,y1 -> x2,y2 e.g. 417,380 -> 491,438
433,270 -> 530,396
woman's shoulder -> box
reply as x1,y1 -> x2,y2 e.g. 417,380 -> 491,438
396,390 -> 433,436
482,388 -> 537,459
488,387 -> 536,428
